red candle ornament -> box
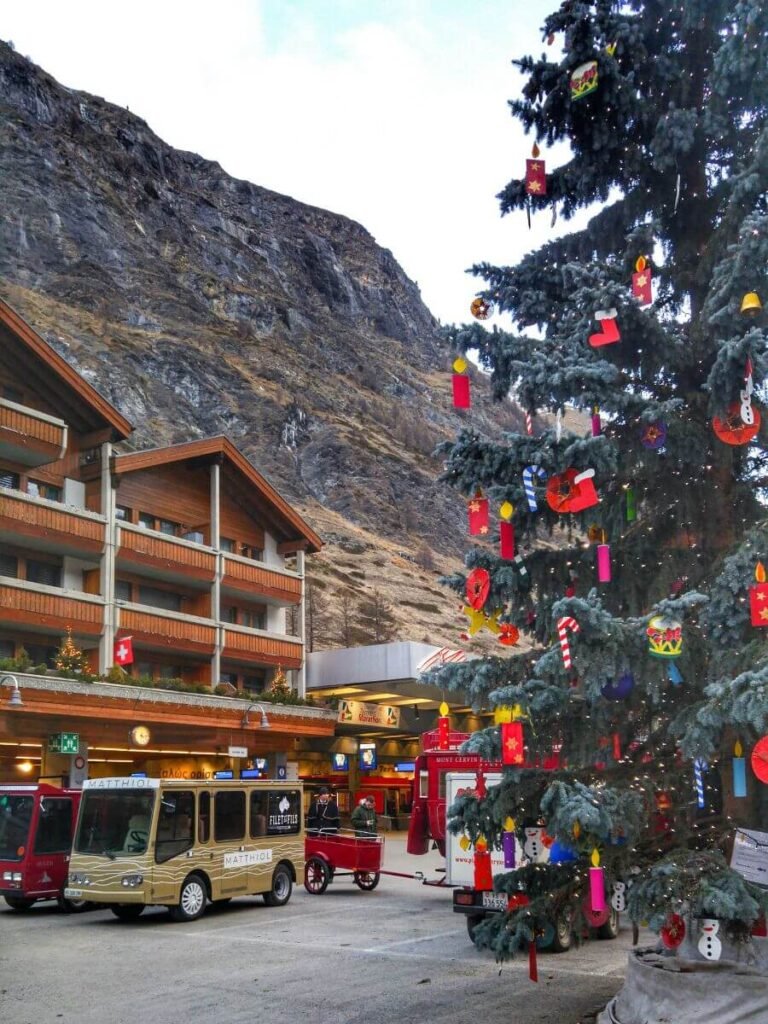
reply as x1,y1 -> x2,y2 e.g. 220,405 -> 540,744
437,701 -> 450,750
525,143 -> 546,196
473,836 -> 493,890
750,562 -> 768,627
632,256 -> 653,305
451,357 -> 471,409
467,492 -> 490,536
499,501 -> 515,559
501,721 -> 525,765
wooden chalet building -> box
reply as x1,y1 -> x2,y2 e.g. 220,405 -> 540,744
0,299 -> 335,782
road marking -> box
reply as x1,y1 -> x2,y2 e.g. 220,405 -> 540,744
362,929 -> 464,951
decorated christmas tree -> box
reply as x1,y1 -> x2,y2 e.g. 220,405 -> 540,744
54,627 -> 89,676
429,0 -> 768,993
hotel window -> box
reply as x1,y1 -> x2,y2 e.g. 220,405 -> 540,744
240,544 -> 263,561
27,480 -> 62,502
25,643 -> 59,668
0,553 -> 18,578
0,639 -> 14,660
0,470 -> 20,490
158,664 -> 183,679
26,559 -> 62,587
137,585 -> 182,612
2,385 -> 23,402
182,529 -> 204,544
243,673 -> 266,695
138,512 -> 154,530
224,606 -> 239,624
115,580 -> 132,602
136,661 -> 153,678
242,609 -> 266,630
159,519 -> 179,536
115,505 -> 131,522
220,537 -> 235,553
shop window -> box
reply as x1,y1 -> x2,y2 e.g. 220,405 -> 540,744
182,529 -> 204,545
138,512 -> 154,530
34,798 -> 73,854
138,585 -> 182,612
159,519 -> 179,536
220,537 -> 235,553
115,580 -> 132,603
0,470 -> 20,491
214,790 -> 245,842
26,559 -> 62,588
0,553 -> 18,579
156,790 -> 194,863
115,505 -> 131,522
198,792 -> 210,843
27,480 -> 62,503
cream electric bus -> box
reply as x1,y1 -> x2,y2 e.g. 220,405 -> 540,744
64,777 -> 303,922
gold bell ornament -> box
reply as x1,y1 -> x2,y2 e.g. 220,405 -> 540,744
740,292 -> 763,316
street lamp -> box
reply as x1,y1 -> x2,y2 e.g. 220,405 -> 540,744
241,704 -> 270,729
1,674 -> 22,706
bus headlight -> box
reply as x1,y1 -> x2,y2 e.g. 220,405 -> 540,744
121,874 -> 144,888
69,873 -> 91,886
2,871 -> 22,882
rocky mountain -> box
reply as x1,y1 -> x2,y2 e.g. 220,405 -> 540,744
0,41 -> 525,649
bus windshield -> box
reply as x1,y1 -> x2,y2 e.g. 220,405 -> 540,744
0,795 -> 33,861
75,791 -> 156,858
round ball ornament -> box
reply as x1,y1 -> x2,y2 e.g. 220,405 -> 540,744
640,421 -> 667,450
647,615 -> 682,658
601,671 -> 635,701
498,623 -> 520,647
465,568 -> 491,611
712,402 -> 761,446
549,841 -> 578,864
751,736 -> 768,784
470,297 -> 494,321
660,913 -> 686,949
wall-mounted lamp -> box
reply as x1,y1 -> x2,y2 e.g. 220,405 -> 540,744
1,674 -> 22,706
241,703 -> 270,729
412,704 -> 420,721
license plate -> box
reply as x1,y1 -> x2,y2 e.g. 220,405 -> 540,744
64,888 -> 83,899
481,891 -> 508,912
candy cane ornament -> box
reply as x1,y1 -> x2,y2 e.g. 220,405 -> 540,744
557,616 -> 580,670
525,411 -> 534,436
523,465 -> 547,512
694,758 -> 707,809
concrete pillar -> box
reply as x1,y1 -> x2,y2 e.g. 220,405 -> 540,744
210,462 -> 222,688
98,442 -> 115,673
295,548 -> 306,698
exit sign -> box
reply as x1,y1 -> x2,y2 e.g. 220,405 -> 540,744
48,733 -> 79,754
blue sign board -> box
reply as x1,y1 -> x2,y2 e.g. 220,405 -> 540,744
213,770 -> 234,780
332,753 -> 349,771
240,768 -> 262,780
276,765 -> 287,780
359,743 -> 377,771
394,762 -> 416,773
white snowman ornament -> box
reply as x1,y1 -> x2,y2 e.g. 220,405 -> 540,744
611,881 -> 627,913
523,827 -> 551,864
698,918 -> 722,961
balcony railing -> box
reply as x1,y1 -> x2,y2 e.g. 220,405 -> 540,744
117,604 -> 216,652
118,524 -> 216,581
0,581 -> 104,635
0,490 -> 105,551
222,555 -> 302,604
0,398 -> 68,467
223,625 -> 303,668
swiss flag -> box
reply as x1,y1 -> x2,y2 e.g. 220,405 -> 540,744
114,636 -> 134,666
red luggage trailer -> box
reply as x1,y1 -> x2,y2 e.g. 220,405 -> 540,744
304,829 -> 384,894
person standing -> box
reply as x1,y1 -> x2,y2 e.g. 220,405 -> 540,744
351,796 -> 378,838
306,787 -> 340,834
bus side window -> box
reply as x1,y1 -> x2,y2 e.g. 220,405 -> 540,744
250,792 -> 267,837
34,798 -> 73,854
155,791 -> 194,864
199,791 -> 210,844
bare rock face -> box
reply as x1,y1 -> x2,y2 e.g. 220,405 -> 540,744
0,41 -> 523,647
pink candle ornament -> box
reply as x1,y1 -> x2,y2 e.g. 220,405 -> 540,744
589,848 -> 606,912
556,616 -> 580,670
597,542 -> 611,582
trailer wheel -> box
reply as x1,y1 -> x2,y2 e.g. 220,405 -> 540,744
4,895 -> 34,911
353,871 -> 380,891
58,893 -> 89,913
304,857 -> 330,894
466,913 -> 485,943
597,906 -> 620,940
550,910 -> 572,952
263,864 -> 293,906
111,904 -> 145,921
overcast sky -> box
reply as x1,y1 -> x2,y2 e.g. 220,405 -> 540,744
3,1 -> 566,326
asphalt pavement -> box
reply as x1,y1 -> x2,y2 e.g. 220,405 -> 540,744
0,833 -> 643,1024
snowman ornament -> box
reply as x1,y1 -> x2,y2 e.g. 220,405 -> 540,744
611,881 -> 627,913
698,918 -> 722,961
523,827 -> 551,864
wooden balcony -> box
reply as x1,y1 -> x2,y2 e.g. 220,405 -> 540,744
222,556 -> 302,604
0,491 -> 104,554
118,525 -> 216,583
222,626 -> 303,669
0,398 -> 67,467
0,583 -> 103,636
117,605 -> 216,655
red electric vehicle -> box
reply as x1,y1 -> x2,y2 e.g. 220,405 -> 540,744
0,783 -> 86,912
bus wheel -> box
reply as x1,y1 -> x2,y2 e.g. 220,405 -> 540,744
58,893 -> 89,913
466,914 -> 485,944
263,864 -> 293,907
170,875 -> 208,922
111,904 -> 145,921
353,871 -> 380,891
550,910 -> 572,953
304,857 -> 330,894
4,895 -> 34,911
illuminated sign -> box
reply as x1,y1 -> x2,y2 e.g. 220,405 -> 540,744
332,753 -> 349,771
394,762 -> 415,772
240,768 -> 261,779
214,770 -> 234,780
359,743 -> 377,771
338,700 -> 400,728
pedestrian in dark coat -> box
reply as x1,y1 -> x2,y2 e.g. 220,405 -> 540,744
307,787 -> 340,833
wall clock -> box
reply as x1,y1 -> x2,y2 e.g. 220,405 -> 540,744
130,725 -> 151,747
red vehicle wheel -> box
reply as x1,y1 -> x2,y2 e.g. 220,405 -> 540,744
304,857 -> 330,894
353,871 -> 380,891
